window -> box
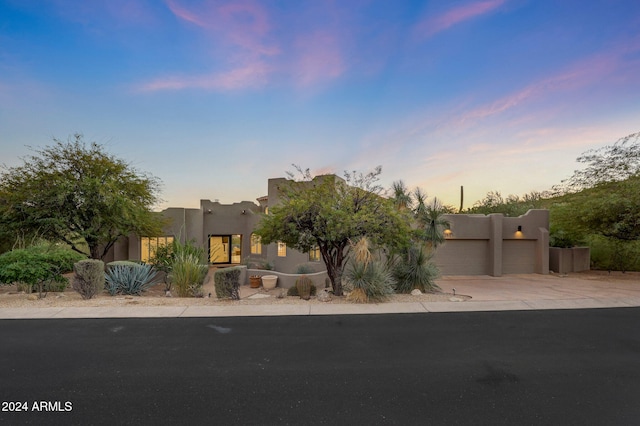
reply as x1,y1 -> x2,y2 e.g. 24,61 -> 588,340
250,233 -> 262,255
277,241 -> 287,257
140,236 -> 174,263
309,246 -> 321,262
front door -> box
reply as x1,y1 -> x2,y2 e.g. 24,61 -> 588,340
208,235 -> 242,264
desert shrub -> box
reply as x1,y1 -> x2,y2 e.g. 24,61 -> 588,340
588,235 -> 640,272
148,242 -> 174,291
0,244 -> 84,298
105,263 -> 159,296
107,260 -> 140,268
172,253 -> 208,297
73,259 -> 105,299
243,256 -> 273,270
295,264 -> 313,274
214,267 -> 242,300
343,260 -> 395,303
392,245 -> 440,293
287,283 -> 317,297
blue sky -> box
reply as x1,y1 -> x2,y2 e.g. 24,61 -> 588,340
1,0 -> 639,210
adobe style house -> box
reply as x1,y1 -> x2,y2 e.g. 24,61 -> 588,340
105,177 -> 551,276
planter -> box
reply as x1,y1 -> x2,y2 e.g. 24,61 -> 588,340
249,275 -> 262,288
261,275 -> 278,290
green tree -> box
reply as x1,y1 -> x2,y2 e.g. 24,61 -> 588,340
557,131 -> 640,192
254,167 -> 410,296
0,134 -> 165,259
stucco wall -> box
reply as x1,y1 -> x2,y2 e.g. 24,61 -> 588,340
434,209 -> 550,276
105,179 -> 550,278
549,247 -> 590,273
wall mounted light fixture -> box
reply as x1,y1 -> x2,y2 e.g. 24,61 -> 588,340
517,225 -> 522,232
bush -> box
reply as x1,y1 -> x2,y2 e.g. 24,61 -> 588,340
295,264 -> 313,274
243,256 -> 273,270
214,267 -> 242,300
0,244 -> 85,298
287,283 -> 317,297
73,259 -> 105,299
392,245 -> 440,293
107,260 -> 141,268
172,253 -> 208,297
343,260 -> 395,303
105,263 -> 159,296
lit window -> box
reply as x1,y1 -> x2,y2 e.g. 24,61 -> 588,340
251,233 -> 262,255
277,241 -> 287,257
309,246 -> 321,262
140,236 -> 174,262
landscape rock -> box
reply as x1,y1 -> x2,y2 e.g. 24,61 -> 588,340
27,294 -> 38,301
411,289 -> 422,296
317,290 -> 332,302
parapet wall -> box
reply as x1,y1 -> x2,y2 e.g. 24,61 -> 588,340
434,210 -> 549,276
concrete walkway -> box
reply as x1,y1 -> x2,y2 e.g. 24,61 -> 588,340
1,273 -> 639,319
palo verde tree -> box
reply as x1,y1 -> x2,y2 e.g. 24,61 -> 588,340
0,134 -> 165,259
254,166 -> 410,296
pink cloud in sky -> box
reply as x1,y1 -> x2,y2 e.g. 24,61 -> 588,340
292,31 -> 346,87
138,62 -> 270,92
456,39 -> 640,126
142,0 -> 352,92
414,0 -> 507,39
137,0 -> 281,92
167,0 -> 278,56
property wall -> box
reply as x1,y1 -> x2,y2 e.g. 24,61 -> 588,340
549,247 -> 590,274
434,209 -> 549,276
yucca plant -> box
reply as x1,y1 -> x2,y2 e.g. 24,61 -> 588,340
344,259 -> 395,303
392,244 -> 440,293
343,236 -> 395,303
105,263 -> 159,296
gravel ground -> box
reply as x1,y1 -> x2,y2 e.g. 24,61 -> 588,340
0,278 -> 461,308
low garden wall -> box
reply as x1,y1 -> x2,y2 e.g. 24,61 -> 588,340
244,267 -> 329,289
549,247 -> 590,274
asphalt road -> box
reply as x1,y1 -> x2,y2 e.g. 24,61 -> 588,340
1,308 -> 640,425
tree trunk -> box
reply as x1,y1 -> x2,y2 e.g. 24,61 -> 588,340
89,244 -> 101,260
319,243 -> 346,296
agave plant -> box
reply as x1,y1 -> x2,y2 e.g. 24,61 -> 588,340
105,264 -> 159,296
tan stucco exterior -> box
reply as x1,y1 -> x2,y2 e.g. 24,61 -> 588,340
107,178 -> 551,277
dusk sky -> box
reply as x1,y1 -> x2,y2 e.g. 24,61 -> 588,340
1,0 -> 639,210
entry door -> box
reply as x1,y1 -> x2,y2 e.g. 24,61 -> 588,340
209,235 -> 230,263
208,235 -> 242,264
